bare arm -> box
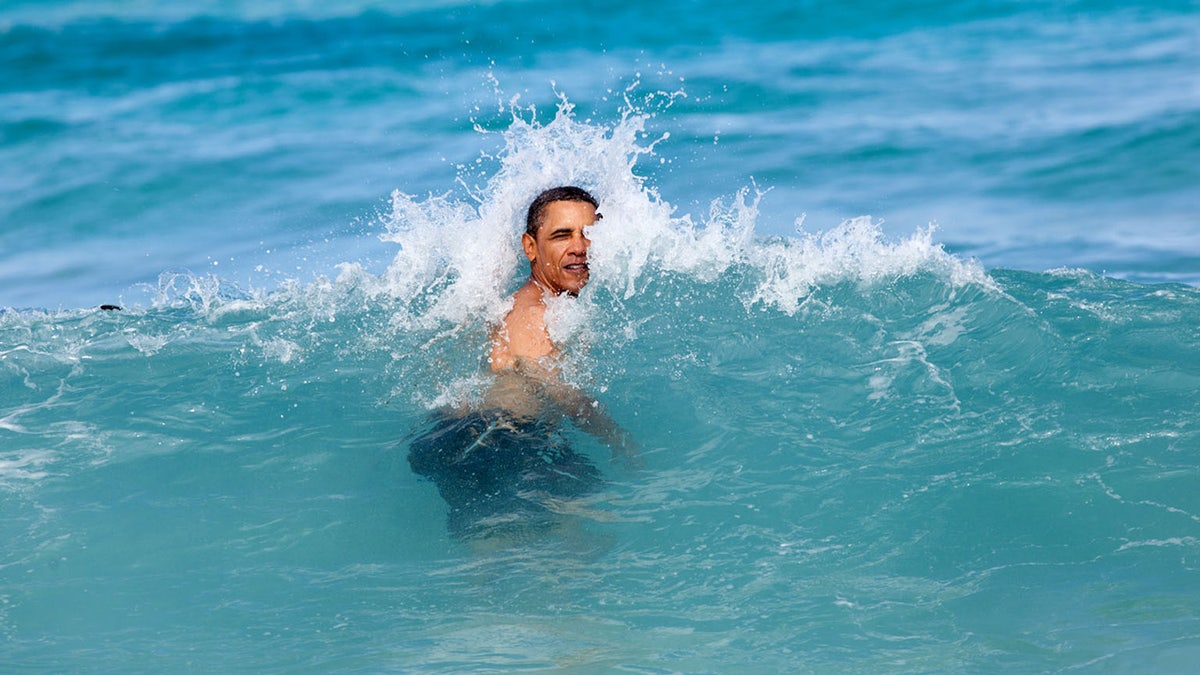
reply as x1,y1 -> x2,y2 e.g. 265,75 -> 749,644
516,357 -> 641,467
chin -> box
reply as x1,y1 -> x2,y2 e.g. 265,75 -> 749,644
555,274 -> 589,296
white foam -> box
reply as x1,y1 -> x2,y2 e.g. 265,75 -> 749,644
746,218 -> 991,314
375,94 -> 991,331
377,96 -> 681,331
0,449 -> 55,483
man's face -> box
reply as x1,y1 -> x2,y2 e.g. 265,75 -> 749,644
522,199 -> 596,296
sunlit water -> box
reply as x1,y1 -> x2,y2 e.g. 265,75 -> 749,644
3,1 -> 1199,671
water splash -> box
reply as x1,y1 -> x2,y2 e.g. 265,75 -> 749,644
0,90 -> 994,414
376,91 -> 987,332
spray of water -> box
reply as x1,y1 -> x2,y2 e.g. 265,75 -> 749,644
0,88 -> 989,412
374,90 -> 985,327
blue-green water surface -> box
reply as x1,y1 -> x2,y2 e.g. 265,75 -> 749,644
3,0 -> 1199,671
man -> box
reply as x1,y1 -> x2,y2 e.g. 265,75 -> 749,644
489,185 -> 596,373
484,185 -> 636,452
408,186 -> 637,540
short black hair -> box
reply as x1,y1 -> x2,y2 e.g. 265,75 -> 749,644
525,186 -> 599,236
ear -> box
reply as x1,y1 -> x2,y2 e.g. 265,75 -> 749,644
522,232 -> 537,262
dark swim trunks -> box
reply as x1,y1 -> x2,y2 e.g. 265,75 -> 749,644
407,410 -> 603,538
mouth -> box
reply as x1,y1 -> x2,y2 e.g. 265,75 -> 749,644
563,262 -> 589,273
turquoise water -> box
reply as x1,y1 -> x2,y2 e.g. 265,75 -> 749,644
3,1 -> 1200,671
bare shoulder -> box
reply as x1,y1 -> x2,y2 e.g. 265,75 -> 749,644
489,282 -> 555,372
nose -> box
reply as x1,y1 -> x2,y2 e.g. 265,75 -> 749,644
571,231 -> 589,254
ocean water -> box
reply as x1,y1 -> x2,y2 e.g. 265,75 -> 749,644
3,0 -> 1199,671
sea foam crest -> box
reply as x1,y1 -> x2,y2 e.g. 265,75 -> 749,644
377,94 -> 679,330
748,217 -> 992,314
375,93 -> 989,330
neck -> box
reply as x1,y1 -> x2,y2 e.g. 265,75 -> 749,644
528,275 -> 577,298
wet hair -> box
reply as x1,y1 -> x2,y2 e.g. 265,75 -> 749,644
525,186 -> 600,236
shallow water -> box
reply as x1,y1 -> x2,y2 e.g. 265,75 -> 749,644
3,0 -> 1200,671
4,249 -> 1199,670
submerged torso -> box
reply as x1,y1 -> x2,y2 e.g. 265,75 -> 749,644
479,366 -> 557,421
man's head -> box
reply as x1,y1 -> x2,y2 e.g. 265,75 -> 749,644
522,186 -> 600,296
